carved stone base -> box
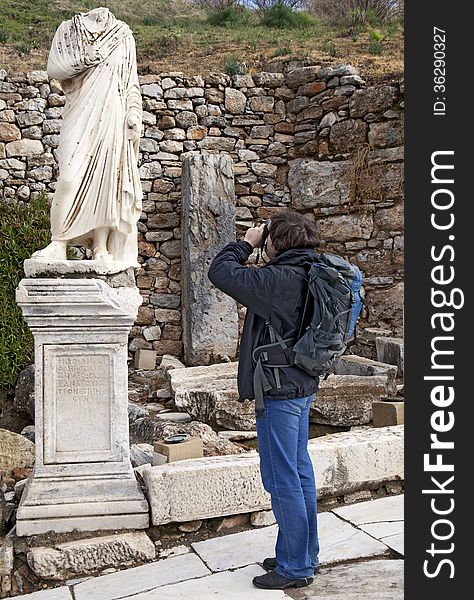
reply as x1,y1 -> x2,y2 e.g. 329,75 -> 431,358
15,277 -> 149,536
17,475 -> 148,536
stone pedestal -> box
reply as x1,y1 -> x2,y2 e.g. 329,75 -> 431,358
181,151 -> 238,365
15,267 -> 149,536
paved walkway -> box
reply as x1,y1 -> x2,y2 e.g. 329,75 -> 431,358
15,495 -> 404,600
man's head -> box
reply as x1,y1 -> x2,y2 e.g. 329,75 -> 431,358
266,210 -> 320,258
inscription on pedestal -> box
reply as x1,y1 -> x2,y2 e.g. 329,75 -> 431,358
44,344 -> 120,464
56,355 -> 110,452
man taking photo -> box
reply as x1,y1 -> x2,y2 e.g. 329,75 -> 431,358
208,210 -> 321,591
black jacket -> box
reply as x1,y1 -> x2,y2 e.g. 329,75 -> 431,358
208,240 -> 320,402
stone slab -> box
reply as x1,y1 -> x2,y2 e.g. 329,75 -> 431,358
318,513 -> 390,565
192,512 -> 389,573
358,520 -> 404,539
375,337 -> 404,376
155,412 -> 192,423
335,355 -> 398,395
23,259 -> 139,279
288,159 -> 352,209
170,361 -> 238,391
332,494 -> 404,525
379,533 -> 404,555
192,525 -> 277,571
138,426 -> 404,524
312,375 -> 388,426
181,151 -> 238,366
17,514 -> 149,537
13,589 -> 73,600
125,565 -> 285,600
286,559 -> 403,600
27,532 -> 156,580
139,453 -> 269,524
16,476 -> 149,536
73,553 -> 210,600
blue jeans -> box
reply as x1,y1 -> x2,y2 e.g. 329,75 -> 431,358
256,395 -> 319,580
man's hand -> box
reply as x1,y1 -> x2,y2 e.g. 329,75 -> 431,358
244,223 -> 266,248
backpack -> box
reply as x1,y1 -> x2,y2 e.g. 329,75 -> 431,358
252,253 -> 364,411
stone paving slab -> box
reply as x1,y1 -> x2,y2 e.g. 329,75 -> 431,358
125,565 -> 286,599
14,589 -> 73,600
358,520 -> 404,540
318,513 -> 390,564
192,512 -> 390,573
332,494 -> 403,525
285,559 -> 404,600
192,524 -> 278,572
379,533 -> 404,555
73,553 -> 210,600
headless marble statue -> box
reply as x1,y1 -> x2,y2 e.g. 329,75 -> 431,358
33,7 -> 142,264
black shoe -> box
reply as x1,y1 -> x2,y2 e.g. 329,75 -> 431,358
262,557 -> 278,571
253,570 -> 314,590
262,557 -> 321,574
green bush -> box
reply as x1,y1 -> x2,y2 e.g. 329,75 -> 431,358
326,39 -> 339,57
261,3 -> 315,29
207,6 -> 252,27
221,56 -> 246,76
368,40 -> 383,54
0,193 -> 51,389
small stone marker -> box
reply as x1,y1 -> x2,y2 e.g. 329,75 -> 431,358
154,436 -> 203,462
372,398 -> 404,427
134,349 -> 157,370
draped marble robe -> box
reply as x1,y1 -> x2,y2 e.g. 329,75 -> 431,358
41,8 -> 142,263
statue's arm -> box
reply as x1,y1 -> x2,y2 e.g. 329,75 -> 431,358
125,37 -> 142,143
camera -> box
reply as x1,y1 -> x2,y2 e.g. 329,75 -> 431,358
256,219 -> 271,264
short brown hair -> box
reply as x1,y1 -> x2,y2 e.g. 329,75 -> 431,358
268,210 -> 321,254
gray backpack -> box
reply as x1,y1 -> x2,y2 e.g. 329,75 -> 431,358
252,254 -> 363,411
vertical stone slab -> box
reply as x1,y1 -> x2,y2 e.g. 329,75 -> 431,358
181,151 -> 238,366
15,265 -> 149,536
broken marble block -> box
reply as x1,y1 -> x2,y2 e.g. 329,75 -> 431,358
27,532 -> 156,580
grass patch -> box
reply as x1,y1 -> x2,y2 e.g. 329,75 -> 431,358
272,45 -> 292,57
0,193 -> 51,389
0,1 -> 403,78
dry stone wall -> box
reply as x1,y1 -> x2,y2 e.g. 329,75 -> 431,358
0,65 -> 404,367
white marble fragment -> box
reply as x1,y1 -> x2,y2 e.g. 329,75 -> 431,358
73,553 -> 210,600
124,565 -> 285,600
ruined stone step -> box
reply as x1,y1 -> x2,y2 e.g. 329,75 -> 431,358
169,357 -> 396,429
313,374 -> 389,426
335,355 -> 398,395
137,425 -> 404,525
